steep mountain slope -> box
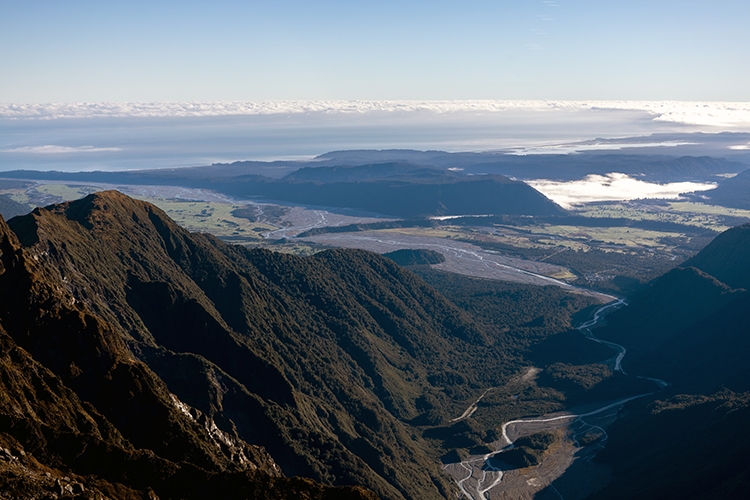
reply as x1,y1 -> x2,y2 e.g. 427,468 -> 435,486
4,190 -> 567,499
580,222 -> 750,499
600,266 -> 743,377
589,391 -> 750,500
0,194 -> 30,219
0,209 -> 376,499
600,223 -> 750,390
681,222 -> 750,289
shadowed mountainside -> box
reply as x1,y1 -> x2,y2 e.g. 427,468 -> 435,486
214,165 -> 567,217
599,223 -> 750,391
0,194 -> 30,219
700,168 -> 750,209
0,202 -> 378,499
0,190 -> 603,499
570,222 -> 750,500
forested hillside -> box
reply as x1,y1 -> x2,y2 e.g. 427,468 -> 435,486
702,169 -> 750,209
0,191 -> 599,499
584,223 -> 750,499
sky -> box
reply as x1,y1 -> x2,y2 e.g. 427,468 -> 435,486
2,0 -> 750,103
2,1 -> 750,171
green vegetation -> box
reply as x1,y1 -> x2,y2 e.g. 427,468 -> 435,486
0,194 -> 30,219
33,182 -> 98,201
489,432 -> 556,469
410,267 -> 600,350
573,222 -> 750,500
383,248 -> 445,266
575,200 -> 750,232
0,191 -> 626,499
699,168 -> 750,210
131,198 -> 276,242
406,267 -> 656,430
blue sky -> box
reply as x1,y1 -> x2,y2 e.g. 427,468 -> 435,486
2,1 -> 749,103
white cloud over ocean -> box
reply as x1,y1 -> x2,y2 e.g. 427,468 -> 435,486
1,145 -> 123,154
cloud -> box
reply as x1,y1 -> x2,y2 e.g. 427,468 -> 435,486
526,173 -> 717,208
0,100 -> 749,129
510,140 -> 699,155
1,145 -> 123,154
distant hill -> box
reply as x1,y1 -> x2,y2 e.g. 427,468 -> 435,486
221,173 -> 567,218
0,162 -> 567,218
314,150 -> 747,182
682,222 -> 750,289
270,163 -> 569,217
0,194 -> 30,219
700,168 -> 750,209
2,150 -> 744,194
463,154 -> 747,182
2,151 -> 745,221
383,248 -> 445,266
282,162 -> 445,183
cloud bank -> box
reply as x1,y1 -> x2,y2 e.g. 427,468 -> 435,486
526,173 -> 718,208
1,100 -> 749,129
0,145 -> 123,154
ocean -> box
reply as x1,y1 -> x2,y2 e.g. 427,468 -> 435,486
1,100 -> 749,172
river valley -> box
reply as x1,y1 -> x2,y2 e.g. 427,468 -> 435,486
443,300 -> 666,499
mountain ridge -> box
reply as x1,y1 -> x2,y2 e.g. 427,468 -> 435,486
0,207 -> 381,499
2,190 -> 516,498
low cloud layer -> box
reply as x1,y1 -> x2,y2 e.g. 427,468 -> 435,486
526,173 -> 718,208
1,100 -> 749,129
1,145 -> 123,154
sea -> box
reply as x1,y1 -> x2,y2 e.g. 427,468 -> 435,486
2,100 -> 750,173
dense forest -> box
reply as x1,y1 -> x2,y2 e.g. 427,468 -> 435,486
0,180 -> 748,498
575,223 -> 750,499
0,192 -> 609,499
699,168 -> 750,209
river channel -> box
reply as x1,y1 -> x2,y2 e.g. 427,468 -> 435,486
443,299 -> 666,500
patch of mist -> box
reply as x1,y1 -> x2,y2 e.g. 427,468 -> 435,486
526,173 -> 717,208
